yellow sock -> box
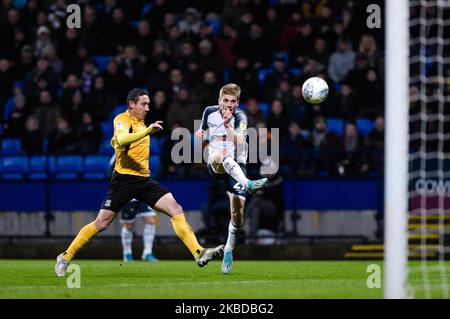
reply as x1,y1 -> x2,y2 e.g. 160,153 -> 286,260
171,214 -> 204,258
63,222 -> 98,261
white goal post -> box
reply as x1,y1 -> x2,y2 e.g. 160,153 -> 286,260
384,0 -> 409,299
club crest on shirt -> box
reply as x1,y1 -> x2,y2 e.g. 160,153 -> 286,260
240,122 -> 247,131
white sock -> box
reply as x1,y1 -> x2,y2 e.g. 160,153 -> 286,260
143,223 -> 156,256
222,156 -> 249,189
121,226 -> 133,255
224,221 -> 239,251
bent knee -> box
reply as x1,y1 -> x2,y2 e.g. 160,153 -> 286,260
123,223 -> 134,231
170,202 -> 184,216
211,152 -> 224,164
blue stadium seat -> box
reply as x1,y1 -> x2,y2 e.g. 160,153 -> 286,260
259,102 -> 269,119
2,156 -> 28,180
1,138 -> 22,154
289,68 -> 303,77
100,121 -> 114,139
140,3 -> 153,17
150,155 -> 161,175
258,68 -> 274,86
55,155 -> 83,179
356,118 -> 375,137
83,155 -> 110,180
326,118 -> 344,136
93,55 -> 111,73
98,139 -> 114,155
207,18 -> 221,34
28,155 -> 55,179
332,83 -> 342,93
109,104 -> 127,122
273,51 -> 289,64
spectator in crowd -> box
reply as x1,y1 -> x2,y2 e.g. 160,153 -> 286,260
337,122 -> 369,176
147,58 -> 172,96
105,7 -> 137,55
23,56 -> 57,100
160,121 -> 188,178
178,7 -> 203,37
47,116 -> 77,154
146,90 -> 169,137
197,39 -> 222,77
244,97 -> 265,128
328,36 -> 355,83
73,112 -> 102,154
0,56 -> 17,111
62,89 -> 84,125
15,45 -> 35,79
3,94 -> 28,137
21,114 -> 43,154
35,25 -> 53,58
195,70 -> 222,108
357,68 -> 383,118
228,56 -> 259,101
167,85 -> 201,132
331,82 -> 358,120
33,89 -> 60,137
281,120 -> 312,174
214,24 -> 238,67
311,116 -> 338,174
103,59 -> 127,105
358,34 -> 381,70
262,53 -> 290,99
267,98 -> 290,138
80,58 -> 99,94
136,19 -> 155,57
84,75 -> 112,122
43,45 -> 63,77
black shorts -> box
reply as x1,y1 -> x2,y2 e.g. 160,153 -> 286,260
207,163 -> 247,199
101,171 -> 169,213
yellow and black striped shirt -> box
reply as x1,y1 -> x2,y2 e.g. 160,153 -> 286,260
111,111 -> 150,177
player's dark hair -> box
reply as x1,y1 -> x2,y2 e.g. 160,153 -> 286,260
127,88 -> 149,104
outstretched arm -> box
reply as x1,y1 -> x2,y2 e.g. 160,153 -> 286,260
116,121 -> 163,146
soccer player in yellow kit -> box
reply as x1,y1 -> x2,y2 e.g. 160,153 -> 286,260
55,88 -> 223,276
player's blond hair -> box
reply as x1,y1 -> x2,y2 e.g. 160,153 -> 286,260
219,83 -> 241,100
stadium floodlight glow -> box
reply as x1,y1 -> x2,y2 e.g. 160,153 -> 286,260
384,0 -> 409,299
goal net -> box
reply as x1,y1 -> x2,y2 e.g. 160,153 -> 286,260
407,0 -> 450,299
385,0 -> 450,299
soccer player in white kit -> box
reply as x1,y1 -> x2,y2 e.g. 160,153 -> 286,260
195,83 -> 268,274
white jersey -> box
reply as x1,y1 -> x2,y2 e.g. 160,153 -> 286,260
200,105 -> 248,164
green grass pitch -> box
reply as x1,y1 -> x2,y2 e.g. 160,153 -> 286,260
0,260 -> 449,298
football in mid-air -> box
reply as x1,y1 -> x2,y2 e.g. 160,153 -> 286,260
301,77 -> 329,104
